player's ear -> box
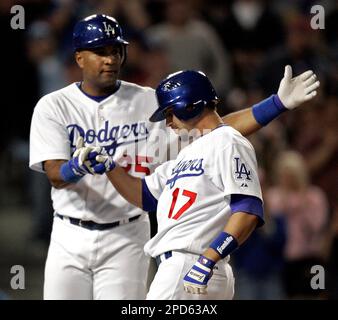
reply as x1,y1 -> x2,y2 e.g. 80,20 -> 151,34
75,51 -> 84,69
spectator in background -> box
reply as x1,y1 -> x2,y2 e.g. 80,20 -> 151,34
255,14 -> 329,96
290,97 -> 337,300
27,21 -> 67,95
119,30 -> 150,85
266,151 -> 329,299
290,96 -> 337,210
119,29 -> 171,90
220,0 -> 285,89
141,41 -> 171,89
146,0 -> 231,98
26,20 -> 67,244
233,168 -> 287,300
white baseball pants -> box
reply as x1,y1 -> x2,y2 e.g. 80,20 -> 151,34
44,213 -> 150,300
147,251 -> 235,300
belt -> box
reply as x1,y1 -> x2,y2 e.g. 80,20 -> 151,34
55,213 -> 141,231
155,251 -> 172,267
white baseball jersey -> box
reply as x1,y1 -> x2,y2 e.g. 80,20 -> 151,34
144,125 -> 263,258
29,81 -> 165,223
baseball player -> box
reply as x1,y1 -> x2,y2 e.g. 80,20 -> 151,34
29,14 -> 320,300
75,69 -> 320,300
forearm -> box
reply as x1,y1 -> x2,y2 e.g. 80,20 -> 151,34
222,108 -> 261,137
106,165 -> 143,209
44,160 -> 72,189
223,211 -> 258,244
203,212 -> 258,263
183,211 -> 260,293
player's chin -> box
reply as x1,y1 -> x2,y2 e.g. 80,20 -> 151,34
99,72 -> 118,86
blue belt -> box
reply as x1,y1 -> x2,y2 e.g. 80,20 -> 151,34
55,213 -> 141,231
155,251 -> 172,267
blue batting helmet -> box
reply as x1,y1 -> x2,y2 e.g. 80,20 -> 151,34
73,14 -> 129,63
149,70 -> 219,122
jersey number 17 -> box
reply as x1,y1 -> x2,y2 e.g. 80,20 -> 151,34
168,188 -> 197,220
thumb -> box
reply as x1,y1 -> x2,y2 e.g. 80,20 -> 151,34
76,136 -> 84,149
96,155 -> 108,163
284,65 -> 292,81
78,148 -> 91,165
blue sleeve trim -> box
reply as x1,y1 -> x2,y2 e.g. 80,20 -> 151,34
252,94 -> 287,126
142,179 -> 158,212
230,194 -> 264,227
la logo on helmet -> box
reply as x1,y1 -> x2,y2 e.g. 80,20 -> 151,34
102,22 -> 115,36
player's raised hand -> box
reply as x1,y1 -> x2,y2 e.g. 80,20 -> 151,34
277,65 -> 320,110
183,255 -> 215,295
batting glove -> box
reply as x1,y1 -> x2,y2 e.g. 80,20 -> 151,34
73,136 -> 116,174
60,137 -> 102,182
72,136 -> 103,174
94,153 -> 116,173
183,255 -> 215,295
277,65 -> 320,110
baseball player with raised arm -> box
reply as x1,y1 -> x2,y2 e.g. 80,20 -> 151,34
29,13 -> 319,300
75,69 -> 320,299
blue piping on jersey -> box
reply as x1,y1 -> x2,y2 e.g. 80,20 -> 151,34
76,80 -> 121,102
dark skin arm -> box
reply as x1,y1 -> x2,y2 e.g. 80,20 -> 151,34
203,212 -> 259,262
221,108 -> 261,136
44,159 -> 71,189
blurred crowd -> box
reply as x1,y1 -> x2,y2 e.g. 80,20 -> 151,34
0,0 -> 337,299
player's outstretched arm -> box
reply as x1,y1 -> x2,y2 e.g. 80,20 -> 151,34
222,108 -> 260,136
69,137 -> 144,208
183,211 -> 259,295
222,65 -> 320,136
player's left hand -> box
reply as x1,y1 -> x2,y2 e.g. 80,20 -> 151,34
183,255 -> 215,294
277,65 -> 320,110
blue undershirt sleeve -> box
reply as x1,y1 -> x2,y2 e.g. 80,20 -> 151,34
230,194 -> 264,227
142,178 -> 158,212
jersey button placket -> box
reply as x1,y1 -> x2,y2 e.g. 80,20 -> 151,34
98,104 -> 105,122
